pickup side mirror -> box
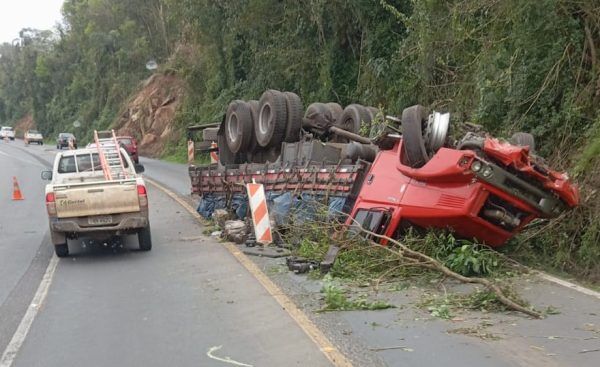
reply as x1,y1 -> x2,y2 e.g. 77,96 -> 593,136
41,170 -> 53,180
134,164 -> 145,173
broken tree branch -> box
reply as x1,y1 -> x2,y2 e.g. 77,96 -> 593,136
343,218 -> 543,319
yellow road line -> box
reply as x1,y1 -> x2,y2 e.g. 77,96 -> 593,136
145,178 -> 353,367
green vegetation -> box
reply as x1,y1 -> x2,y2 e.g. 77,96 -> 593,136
320,275 -> 395,312
420,287 -> 533,319
0,0 -> 598,281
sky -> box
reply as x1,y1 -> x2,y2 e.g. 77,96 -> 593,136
0,0 -> 64,43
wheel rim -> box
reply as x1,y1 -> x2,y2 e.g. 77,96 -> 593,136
227,114 -> 239,143
259,104 -> 272,135
425,112 -> 450,153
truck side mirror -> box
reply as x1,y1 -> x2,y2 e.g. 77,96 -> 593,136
134,164 -> 145,173
41,170 -> 53,180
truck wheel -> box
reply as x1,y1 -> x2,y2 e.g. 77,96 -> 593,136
246,100 -> 260,153
138,226 -> 152,251
401,104 -> 429,168
217,132 -> 237,165
333,104 -> 371,143
305,103 -> 331,123
225,100 -> 253,153
366,106 -> 380,120
325,103 -> 343,123
257,90 -> 287,147
55,243 -> 69,258
510,132 -> 536,153
283,92 -> 303,143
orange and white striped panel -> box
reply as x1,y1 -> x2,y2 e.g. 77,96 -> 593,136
246,183 -> 273,245
187,140 -> 194,163
210,142 -> 218,164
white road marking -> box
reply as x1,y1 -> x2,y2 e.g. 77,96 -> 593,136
0,255 -> 59,367
536,271 -> 600,300
207,346 -> 253,367
0,149 -> 45,168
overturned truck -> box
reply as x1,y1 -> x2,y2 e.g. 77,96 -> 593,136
188,90 -> 579,247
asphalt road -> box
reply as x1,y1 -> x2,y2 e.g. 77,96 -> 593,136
1,140 -> 599,367
0,141 -> 332,367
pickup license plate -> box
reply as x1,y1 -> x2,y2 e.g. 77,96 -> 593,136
88,215 -> 113,225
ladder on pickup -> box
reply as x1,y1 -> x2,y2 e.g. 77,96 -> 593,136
94,130 -> 128,180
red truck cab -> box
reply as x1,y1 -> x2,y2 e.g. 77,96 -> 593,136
348,137 -> 579,247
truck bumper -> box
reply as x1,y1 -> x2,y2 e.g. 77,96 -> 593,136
50,213 -> 148,239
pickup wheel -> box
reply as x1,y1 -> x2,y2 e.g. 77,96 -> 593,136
138,226 -> 152,251
54,244 -> 69,258
401,104 -> 430,168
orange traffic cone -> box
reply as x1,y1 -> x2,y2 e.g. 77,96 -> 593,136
12,176 -> 24,200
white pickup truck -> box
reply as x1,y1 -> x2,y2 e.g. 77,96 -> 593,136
42,147 -> 151,257
0,126 -> 15,140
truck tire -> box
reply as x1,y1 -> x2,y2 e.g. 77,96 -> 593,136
218,133 -> 236,165
401,104 -> 429,168
325,103 -> 344,123
366,106 -> 380,120
246,100 -> 260,152
304,103 -> 331,123
55,243 -> 69,258
257,90 -> 287,147
202,127 -> 219,142
225,100 -> 253,153
510,132 -> 536,153
138,226 -> 152,251
333,104 -> 371,142
283,92 -> 303,143
338,104 -> 371,134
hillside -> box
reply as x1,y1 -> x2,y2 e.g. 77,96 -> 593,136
0,0 -> 597,282
113,73 -> 184,157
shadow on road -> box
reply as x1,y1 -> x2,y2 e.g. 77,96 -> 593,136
63,235 -> 150,261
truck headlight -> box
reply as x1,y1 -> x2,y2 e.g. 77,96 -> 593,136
482,166 -> 493,178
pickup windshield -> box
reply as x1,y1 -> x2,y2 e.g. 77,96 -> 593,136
58,152 -> 129,174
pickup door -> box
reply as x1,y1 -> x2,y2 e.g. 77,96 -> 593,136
54,179 -> 140,218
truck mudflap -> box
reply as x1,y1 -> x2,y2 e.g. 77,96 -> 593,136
189,161 -> 370,220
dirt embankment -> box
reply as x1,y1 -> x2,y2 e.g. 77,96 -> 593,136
12,114 -> 35,138
113,73 -> 185,157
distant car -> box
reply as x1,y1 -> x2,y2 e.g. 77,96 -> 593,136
56,133 -> 77,149
24,129 -> 44,145
1,126 -> 15,141
117,136 -> 139,163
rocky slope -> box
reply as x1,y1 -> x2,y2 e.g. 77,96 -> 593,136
113,73 -> 185,157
